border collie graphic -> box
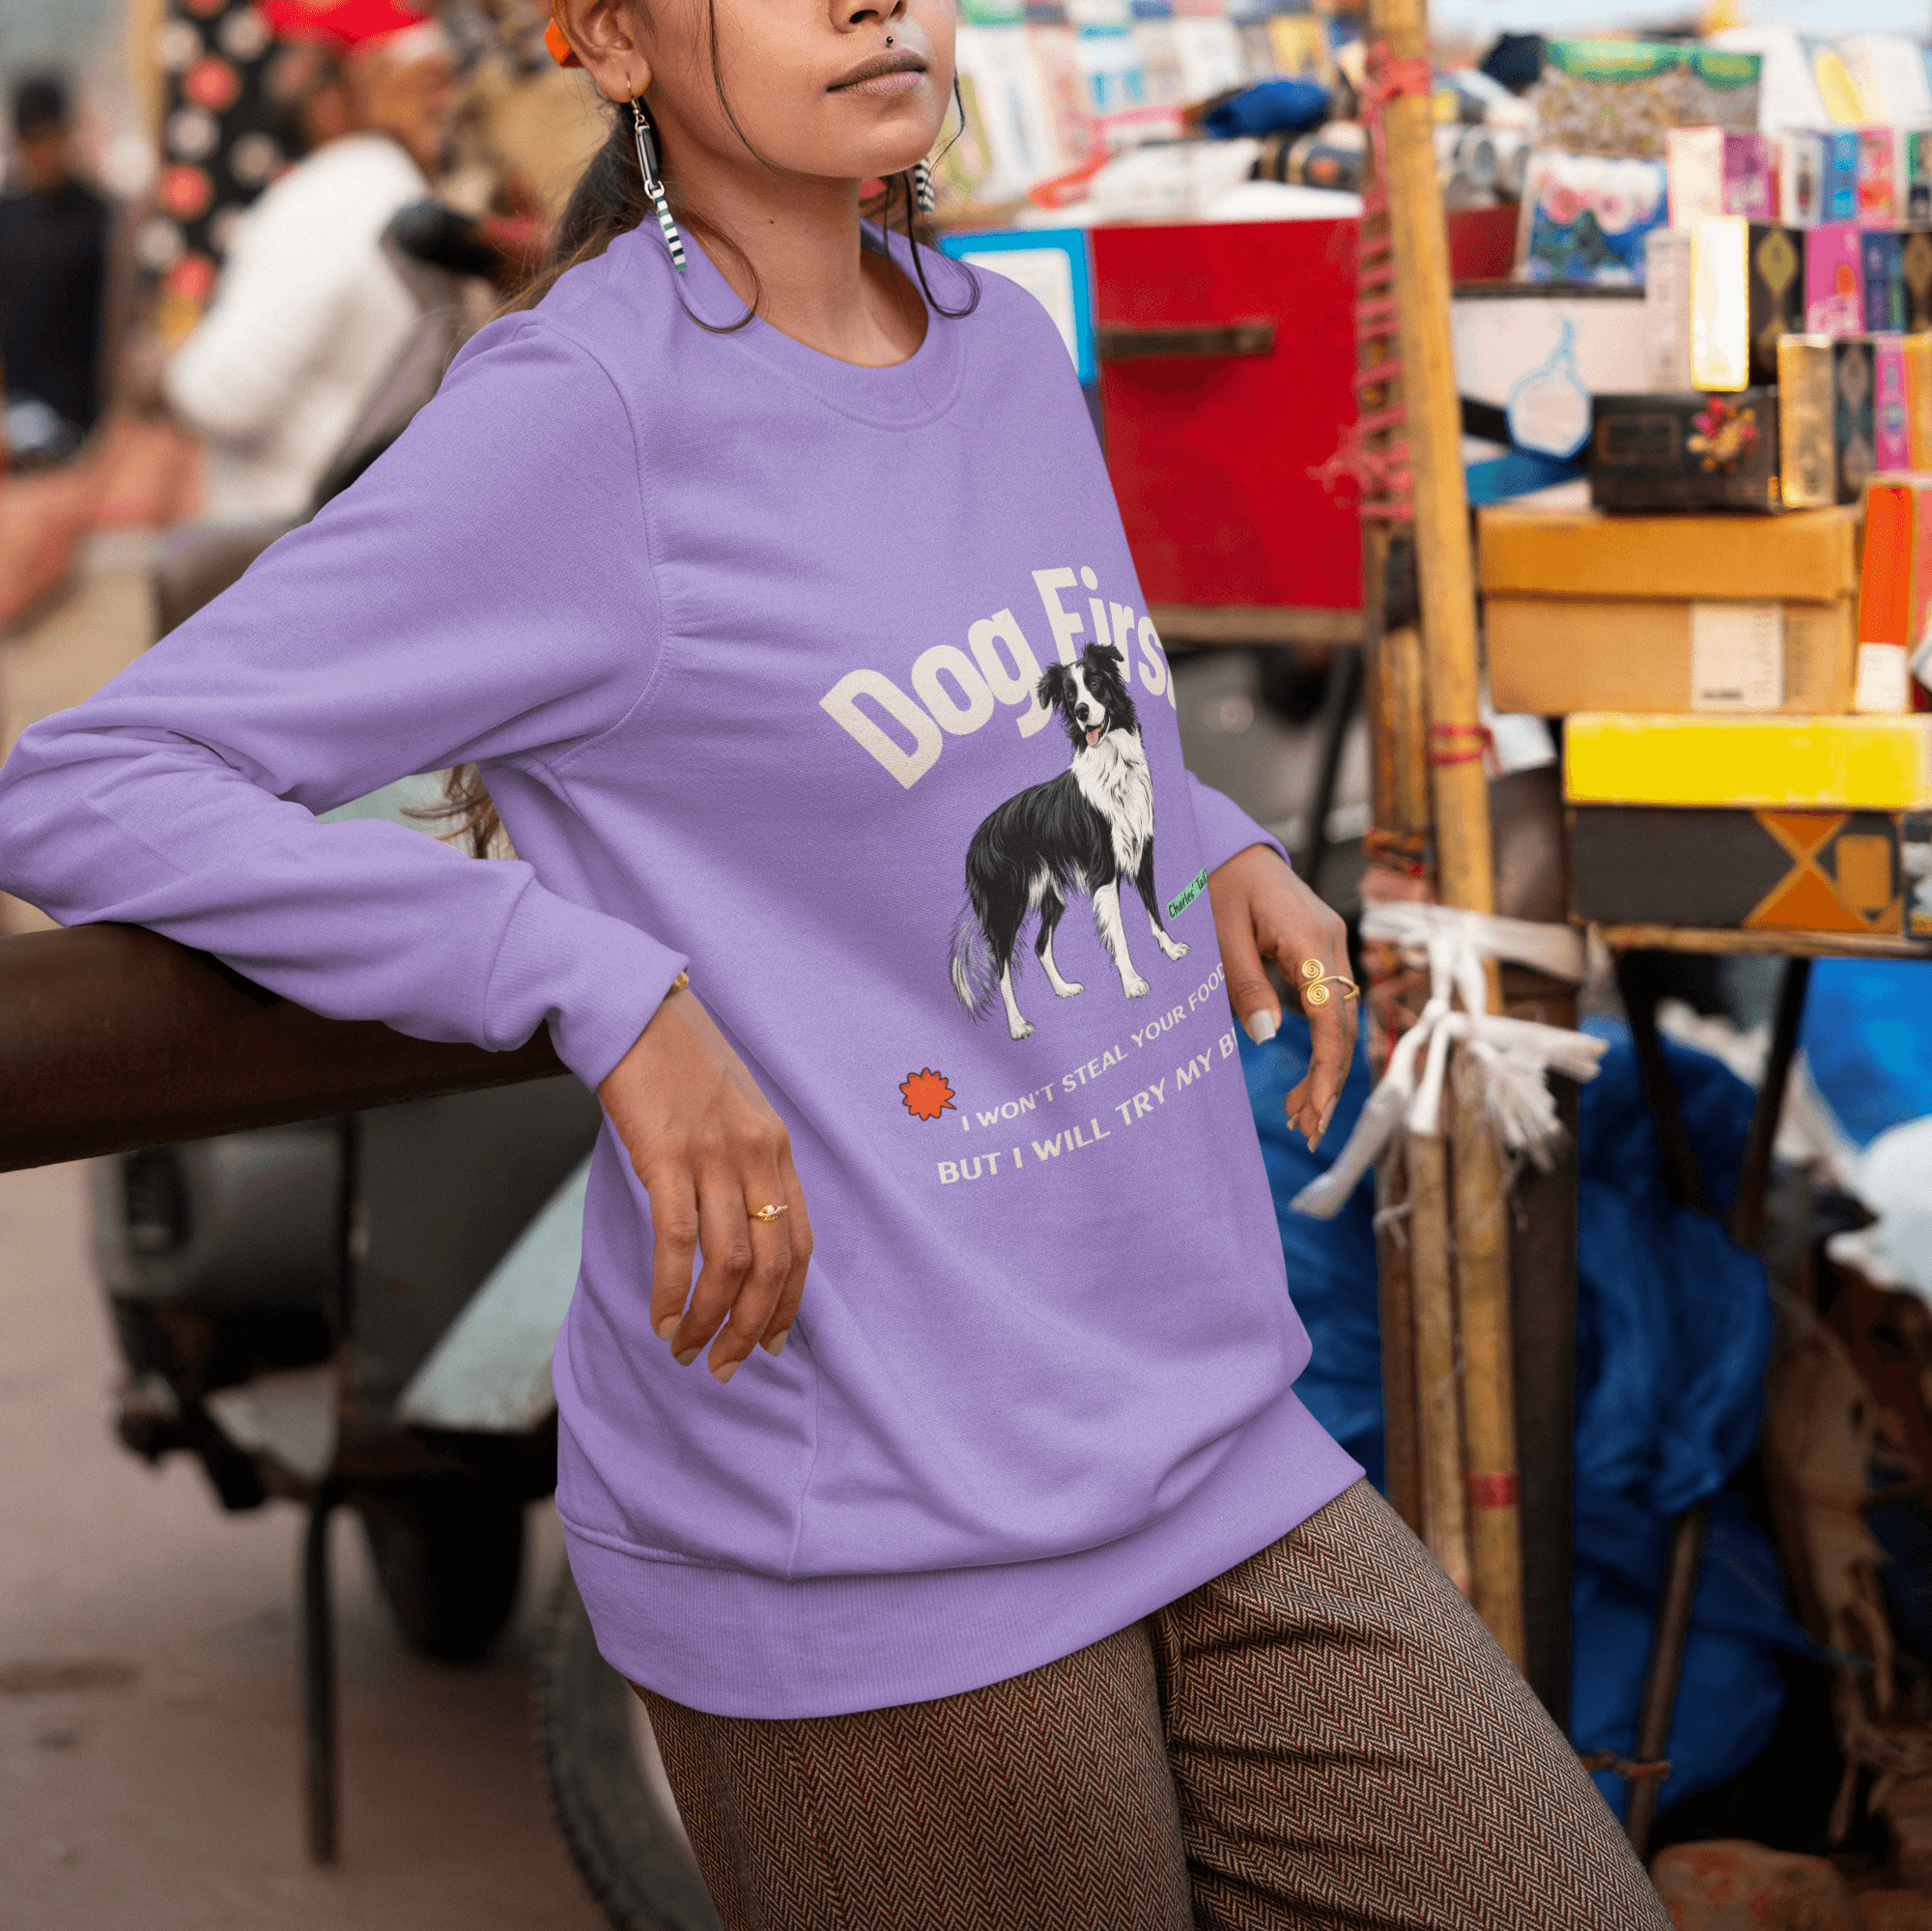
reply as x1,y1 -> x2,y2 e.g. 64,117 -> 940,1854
949,641 -> 1189,1042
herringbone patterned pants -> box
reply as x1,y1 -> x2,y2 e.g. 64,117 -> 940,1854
638,1480 -> 1670,1929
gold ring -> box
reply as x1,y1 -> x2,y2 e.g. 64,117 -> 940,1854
751,1203 -> 788,1222
1302,974 -> 1360,1008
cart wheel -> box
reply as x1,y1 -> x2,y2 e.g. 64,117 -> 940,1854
533,1564 -> 720,1931
356,1478 -> 525,1663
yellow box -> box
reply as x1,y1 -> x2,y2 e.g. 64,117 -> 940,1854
1479,504 -> 1861,604
1563,714 -> 1932,809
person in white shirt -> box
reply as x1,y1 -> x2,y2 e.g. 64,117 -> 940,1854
164,2 -> 456,524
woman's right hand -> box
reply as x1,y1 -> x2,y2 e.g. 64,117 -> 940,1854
597,983 -> 810,1383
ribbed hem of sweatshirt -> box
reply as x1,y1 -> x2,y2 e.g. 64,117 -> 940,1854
488,882 -> 688,1091
562,1385 -> 1361,1719
1190,778 -> 1290,880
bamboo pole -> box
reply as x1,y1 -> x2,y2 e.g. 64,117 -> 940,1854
1371,0 -> 1494,923
1367,0 -> 1525,1661
1451,1051 -> 1527,1667
1375,1144 -> 1423,1534
1406,1127 -> 1470,1594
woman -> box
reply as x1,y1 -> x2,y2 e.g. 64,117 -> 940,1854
0,1 -> 1668,1923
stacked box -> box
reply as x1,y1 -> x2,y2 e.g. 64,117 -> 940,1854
1777,129 -> 1825,225
1862,229 -> 1906,332
1835,335 -> 1878,504
1665,127 -> 1777,225
1532,41 -> 1763,159
1805,224 -> 1863,334
1589,390 -> 1782,511
1571,805 -> 1932,938
1825,130 -> 1860,223
1778,336 -> 1837,509
1859,126 -> 1905,225
1860,474 -> 1932,712
1480,505 -> 1861,716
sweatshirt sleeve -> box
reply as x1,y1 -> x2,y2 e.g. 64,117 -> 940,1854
1187,772 -> 1291,877
0,312 -> 683,1092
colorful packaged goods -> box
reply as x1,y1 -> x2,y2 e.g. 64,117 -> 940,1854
1746,224 -> 1804,386
1835,336 -> 1878,505
1876,338 -> 1913,477
1777,130 -> 1825,225
1910,130 -> 1932,226
1858,127 -> 1903,227
1903,231 -> 1932,332
1804,224 -> 1862,336
1664,127 -> 1777,226
1825,129 -> 1859,223
1517,151 -> 1668,286
1906,337 -> 1932,470
1776,336 -> 1837,510
1689,217 -> 1750,392
1588,389 -> 1782,512
1861,229 -> 1905,333
1531,40 -> 1761,160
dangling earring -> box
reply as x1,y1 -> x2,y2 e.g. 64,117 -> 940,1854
912,157 -> 936,215
631,97 -> 687,273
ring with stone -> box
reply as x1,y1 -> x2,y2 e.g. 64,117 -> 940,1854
751,1203 -> 788,1222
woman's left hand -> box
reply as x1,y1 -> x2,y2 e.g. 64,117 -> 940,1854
1207,843 -> 1357,1151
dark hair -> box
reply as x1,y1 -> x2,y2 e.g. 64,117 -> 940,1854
434,9 -> 977,858
13,73 -> 69,139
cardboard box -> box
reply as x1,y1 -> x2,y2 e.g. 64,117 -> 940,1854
1479,503 -> 1861,603
1588,389 -> 1780,512
1571,804 -> 1931,937
1487,596 -> 1856,714
1862,229 -> 1906,331
1778,129 -> 1825,225
1805,223 -> 1862,334
1562,713 -> 1932,809
1778,335 -> 1837,508
1835,336 -> 1878,504
1860,126 -> 1905,225
1644,230 -> 1693,388
1666,127 -> 1777,225
1825,129 -> 1860,223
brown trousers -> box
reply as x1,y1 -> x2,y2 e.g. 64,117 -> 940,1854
638,1480 -> 1670,1930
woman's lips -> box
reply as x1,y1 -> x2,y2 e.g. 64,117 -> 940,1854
829,51 -> 927,97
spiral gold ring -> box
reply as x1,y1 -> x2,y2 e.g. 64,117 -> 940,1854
751,1203 -> 788,1223
1298,959 -> 1360,1008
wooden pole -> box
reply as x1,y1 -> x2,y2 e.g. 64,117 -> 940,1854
1367,0 -> 1526,1662
1406,1127 -> 1470,1594
1376,1143 -> 1424,1533
1451,1051 -> 1527,1667
1371,0 -> 1495,924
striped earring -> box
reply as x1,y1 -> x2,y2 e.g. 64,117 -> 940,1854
912,157 -> 936,215
632,98 -> 687,273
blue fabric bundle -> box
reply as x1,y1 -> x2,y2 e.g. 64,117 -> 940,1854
1202,79 -> 1334,141
1243,1015 -> 1810,1820
1799,957 -> 1932,1149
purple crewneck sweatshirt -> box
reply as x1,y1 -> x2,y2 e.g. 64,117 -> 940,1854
0,222 -> 1360,1718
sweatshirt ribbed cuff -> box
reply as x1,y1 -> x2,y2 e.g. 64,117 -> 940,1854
486,880 -> 688,1091
1189,776 -> 1290,879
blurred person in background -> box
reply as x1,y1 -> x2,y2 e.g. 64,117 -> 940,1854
0,73 -> 114,457
164,0 -> 457,523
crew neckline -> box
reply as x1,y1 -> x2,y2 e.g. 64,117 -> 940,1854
613,216 -> 971,430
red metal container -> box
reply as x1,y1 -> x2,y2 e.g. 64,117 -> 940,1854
1093,206 -> 1517,638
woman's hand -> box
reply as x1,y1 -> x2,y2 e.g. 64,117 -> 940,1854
1207,843 -> 1357,1151
597,985 -> 811,1383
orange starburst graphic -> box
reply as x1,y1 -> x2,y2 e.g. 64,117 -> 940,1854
899,1068 -> 956,1121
